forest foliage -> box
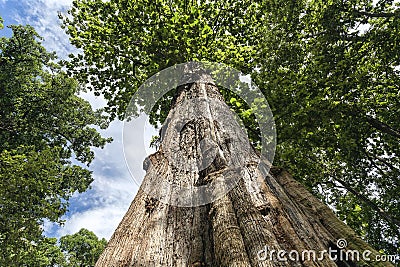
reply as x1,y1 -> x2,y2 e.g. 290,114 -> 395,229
0,18 -> 109,265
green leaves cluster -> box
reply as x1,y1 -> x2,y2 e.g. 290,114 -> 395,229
61,0 -> 263,120
61,0 -> 399,257
3,228 -> 108,267
60,228 -> 107,267
0,22 -> 111,265
253,0 -> 400,255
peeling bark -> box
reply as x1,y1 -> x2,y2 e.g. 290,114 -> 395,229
96,77 -> 394,267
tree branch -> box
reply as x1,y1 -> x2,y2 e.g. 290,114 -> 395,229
355,10 -> 399,18
333,176 -> 400,229
364,114 -> 400,139
347,108 -> 400,139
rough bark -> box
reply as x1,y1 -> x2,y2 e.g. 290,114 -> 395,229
96,76 -> 394,266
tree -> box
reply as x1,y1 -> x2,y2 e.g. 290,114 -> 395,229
60,228 -> 107,267
0,21 -> 111,265
0,228 -> 107,267
61,0 -> 399,264
251,0 -> 400,255
96,66 -> 392,266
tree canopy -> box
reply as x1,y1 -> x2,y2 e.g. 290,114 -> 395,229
252,0 -> 400,255
61,0 -> 399,257
0,20 -> 111,265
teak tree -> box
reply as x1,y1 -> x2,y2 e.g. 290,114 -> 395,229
96,68 -> 392,266
61,0 -> 400,265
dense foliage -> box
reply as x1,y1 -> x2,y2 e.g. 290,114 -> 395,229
60,228 -> 108,267
0,20 -> 110,265
61,0 -> 261,122
253,0 -> 400,255
61,0 -> 399,257
1,228 -> 107,267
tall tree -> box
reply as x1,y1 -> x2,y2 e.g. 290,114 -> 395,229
96,66 -> 392,266
61,0 -> 399,264
0,21 -> 111,265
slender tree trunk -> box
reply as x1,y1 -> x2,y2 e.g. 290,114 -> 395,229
95,74 -> 393,266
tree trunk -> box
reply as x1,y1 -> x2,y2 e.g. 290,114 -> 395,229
95,73 -> 393,266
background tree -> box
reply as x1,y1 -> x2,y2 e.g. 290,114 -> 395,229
61,0 -> 399,258
60,228 -> 107,267
0,20 -> 111,265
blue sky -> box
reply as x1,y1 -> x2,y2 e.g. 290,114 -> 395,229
0,0 -> 157,240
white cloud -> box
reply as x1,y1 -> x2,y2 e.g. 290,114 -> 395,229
79,91 -> 108,110
11,0 -> 75,59
42,0 -> 73,8
45,117 -> 157,240
54,173 -> 137,240
59,208 -> 125,240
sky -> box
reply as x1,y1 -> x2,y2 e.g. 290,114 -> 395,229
0,0 -> 157,240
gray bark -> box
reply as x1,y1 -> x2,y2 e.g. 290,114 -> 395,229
95,78 -> 393,267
